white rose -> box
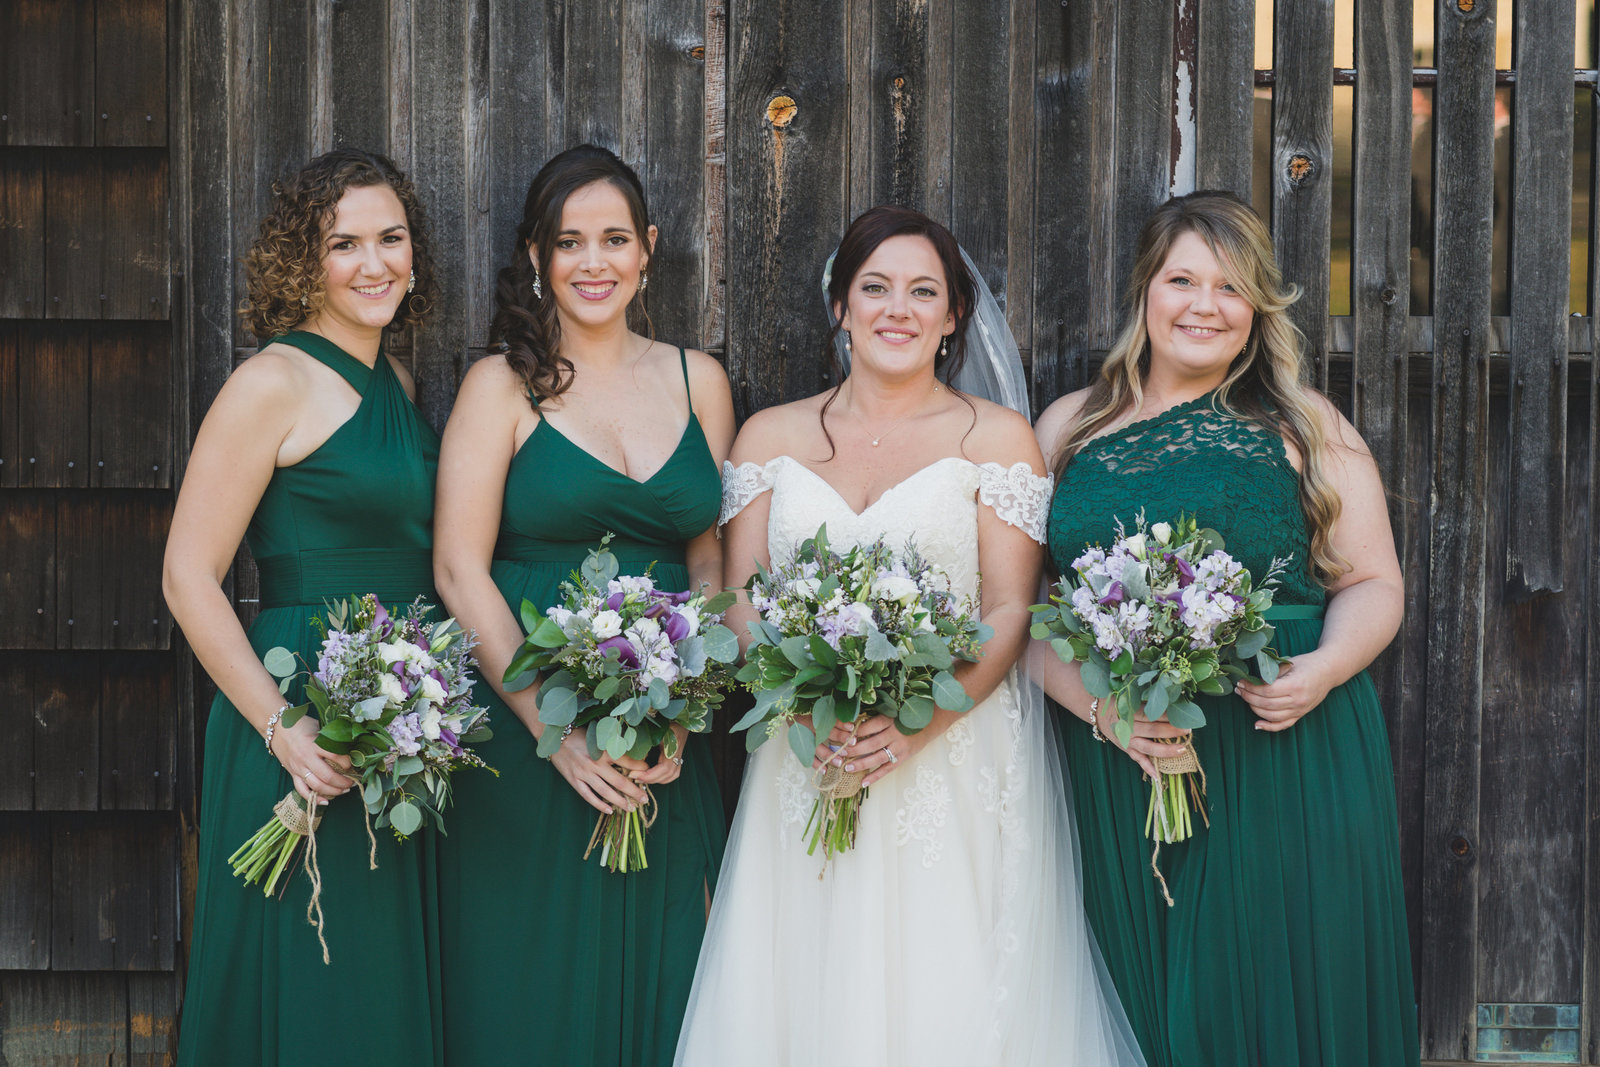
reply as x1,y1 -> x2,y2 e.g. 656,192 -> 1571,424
418,705 -> 443,741
1123,533 -> 1147,557
872,575 -> 921,605
1150,521 -> 1173,545
377,640 -> 409,666
418,675 -> 448,705
788,576 -> 822,599
592,610 -> 624,639
548,606 -> 574,628
377,672 -> 408,708
676,604 -> 702,636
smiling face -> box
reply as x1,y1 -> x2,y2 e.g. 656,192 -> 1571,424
1143,229 -> 1256,390
534,180 -> 656,333
309,183 -> 413,345
837,234 -> 956,381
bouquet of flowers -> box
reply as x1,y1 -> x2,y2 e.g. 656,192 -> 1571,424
731,525 -> 991,863
231,594 -> 493,960
1031,513 -> 1288,902
502,535 -> 739,873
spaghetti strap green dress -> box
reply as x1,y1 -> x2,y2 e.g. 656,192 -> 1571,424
436,348 -> 726,1066
1046,394 -> 1419,1067
177,331 -> 443,1066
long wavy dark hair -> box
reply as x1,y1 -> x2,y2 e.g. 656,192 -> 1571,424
240,149 -> 437,341
488,144 -> 653,401
819,206 -> 978,457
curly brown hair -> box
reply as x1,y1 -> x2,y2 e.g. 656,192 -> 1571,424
490,144 -> 653,401
240,149 -> 438,342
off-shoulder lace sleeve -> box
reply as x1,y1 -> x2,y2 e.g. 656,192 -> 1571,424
976,461 -> 1053,543
719,460 -> 776,529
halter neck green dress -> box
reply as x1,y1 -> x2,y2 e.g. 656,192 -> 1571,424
177,331 -> 443,1066
436,349 -> 726,1066
1047,394 -> 1418,1067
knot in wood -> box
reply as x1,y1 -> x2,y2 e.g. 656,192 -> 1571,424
1286,154 -> 1315,185
1448,835 -> 1472,857
689,45 -> 705,61
766,95 -> 798,128
1456,0 -> 1474,10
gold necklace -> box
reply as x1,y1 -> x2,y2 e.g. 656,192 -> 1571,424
851,383 -> 942,447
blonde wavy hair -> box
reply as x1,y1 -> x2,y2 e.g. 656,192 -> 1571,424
1052,190 -> 1349,583
240,149 -> 437,342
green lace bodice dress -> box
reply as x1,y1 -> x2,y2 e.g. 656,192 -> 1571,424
177,331 -> 443,1066
436,350 -> 726,1066
1047,394 -> 1419,1067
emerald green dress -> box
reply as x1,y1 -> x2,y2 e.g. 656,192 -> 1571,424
178,331 -> 443,1066
436,349 -> 726,1066
1046,393 -> 1419,1067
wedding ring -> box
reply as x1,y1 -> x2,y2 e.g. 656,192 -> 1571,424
670,755 -> 684,767
882,746 -> 898,764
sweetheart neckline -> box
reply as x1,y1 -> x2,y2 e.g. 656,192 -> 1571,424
755,455 -> 977,518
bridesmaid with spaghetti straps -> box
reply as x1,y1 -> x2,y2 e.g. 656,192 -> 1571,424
432,144 -> 735,1065
165,150 -> 445,1064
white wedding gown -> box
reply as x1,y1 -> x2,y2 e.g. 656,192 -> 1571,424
675,456 -> 1146,1067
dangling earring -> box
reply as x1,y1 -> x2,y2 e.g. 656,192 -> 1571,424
639,271 -> 649,293
843,332 -> 852,358
940,336 -> 949,360
532,268 -> 543,300
406,269 -> 416,295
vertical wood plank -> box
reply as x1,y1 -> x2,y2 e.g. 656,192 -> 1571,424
0,321 -> 18,488
644,0 -> 709,349
1349,0 -> 1412,855
866,0 -> 930,213
1003,0 -> 1035,366
328,0 -> 390,153
52,814 -> 177,970
1271,0 -> 1334,388
17,325 -> 91,489
702,0 -> 728,353
1395,383 -> 1432,975
95,0 -> 169,147
0,0 -> 95,146
1585,360 -> 1600,1065
43,151 -> 106,320
1110,0 -> 1174,311
100,653 -> 176,811
1194,0 -> 1252,197
102,151 -> 171,320
0,493 -> 56,648
0,815 -> 50,966
90,323 -> 174,489
949,0 -> 1014,313
563,1 -> 624,149
1504,0 -> 1576,595
0,656 -> 33,809
1475,387 -> 1586,1003
0,148 -> 46,317
724,0 -> 850,416
56,494 -> 174,651
183,0 -> 236,431
462,0 -> 492,354
1421,0 -> 1498,1056
126,972 -> 178,1066
0,972 -> 127,1064
33,655 -> 101,811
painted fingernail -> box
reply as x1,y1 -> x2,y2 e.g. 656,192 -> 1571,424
845,764 -> 855,772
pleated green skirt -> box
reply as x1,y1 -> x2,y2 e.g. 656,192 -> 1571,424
1060,612 -> 1420,1067
436,554 -> 725,1066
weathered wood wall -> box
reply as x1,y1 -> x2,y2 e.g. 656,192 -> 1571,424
0,0 -> 184,1061
2,0 -> 1596,1063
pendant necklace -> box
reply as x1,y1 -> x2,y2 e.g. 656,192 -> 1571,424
854,383 -> 942,447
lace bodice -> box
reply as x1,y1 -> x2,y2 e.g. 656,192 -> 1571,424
1047,394 -> 1324,605
721,456 -> 1052,603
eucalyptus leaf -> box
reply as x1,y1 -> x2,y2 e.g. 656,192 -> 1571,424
1113,719 -> 1134,748
536,686 -> 580,726
1144,682 -> 1170,721
390,801 -> 423,837
1079,657 -> 1111,698
595,716 -> 623,756
779,635 -> 813,669
262,646 -> 297,679
730,702 -> 771,733
701,589 -> 738,616
529,616 -> 570,649
899,693 -> 935,731
594,676 -> 621,701
501,649 -> 541,691
394,755 -> 424,776
931,671 -> 973,713
811,693 -> 837,741
581,548 -> 620,588
1233,626 -> 1270,659
864,628 -> 898,662
1256,652 -> 1281,684
648,679 -> 670,709
787,721 -> 817,767
702,625 -> 739,663
1049,637 -> 1076,666
1165,699 -> 1207,729
280,703 -> 310,729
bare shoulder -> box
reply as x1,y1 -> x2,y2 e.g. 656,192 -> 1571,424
386,352 -> 418,396
1033,387 -> 1095,457
1305,390 -> 1370,456
681,347 -> 732,399
729,392 -> 828,465
216,342 -> 306,412
456,351 -> 530,404
960,395 -> 1046,469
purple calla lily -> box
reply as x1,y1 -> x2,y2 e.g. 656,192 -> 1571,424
662,611 -> 691,642
606,591 -> 627,611
1097,581 -> 1126,606
597,635 -> 640,668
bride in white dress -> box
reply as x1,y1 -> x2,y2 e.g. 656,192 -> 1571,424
676,207 -> 1144,1066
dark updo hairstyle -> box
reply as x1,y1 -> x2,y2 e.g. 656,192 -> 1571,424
489,144 -> 654,401
240,149 -> 437,342
818,205 -> 979,456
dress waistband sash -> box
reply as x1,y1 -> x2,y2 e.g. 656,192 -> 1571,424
255,548 -> 436,609
1262,603 -> 1325,621
493,536 -> 685,569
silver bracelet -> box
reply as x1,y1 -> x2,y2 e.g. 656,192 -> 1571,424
263,702 -> 291,754
1088,697 -> 1107,743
